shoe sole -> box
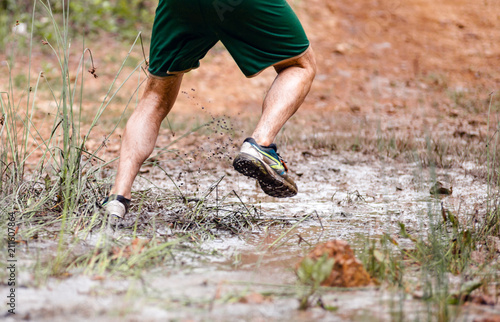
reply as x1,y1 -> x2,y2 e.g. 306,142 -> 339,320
233,153 -> 297,198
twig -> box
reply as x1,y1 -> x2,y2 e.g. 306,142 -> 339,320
139,32 -> 149,67
314,210 -> 324,230
268,213 -> 311,250
232,190 -> 254,220
314,210 -> 325,243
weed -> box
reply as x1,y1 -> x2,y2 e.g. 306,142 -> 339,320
357,179 -> 499,320
359,234 -> 403,285
296,253 -> 335,310
0,0 -> 159,283
353,93 -> 500,319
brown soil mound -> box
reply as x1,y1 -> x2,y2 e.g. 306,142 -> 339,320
299,240 -> 373,287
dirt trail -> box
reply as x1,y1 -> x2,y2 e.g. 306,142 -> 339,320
6,150 -> 497,321
1,0 -> 498,166
175,0 -> 500,116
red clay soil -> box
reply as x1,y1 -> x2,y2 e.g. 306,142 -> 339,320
164,0 -> 500,137
176,0 -> 500,116
1,0 -> 499,164
297,240 -> 373,287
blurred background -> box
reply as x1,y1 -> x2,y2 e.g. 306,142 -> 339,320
1,0 -> 499,167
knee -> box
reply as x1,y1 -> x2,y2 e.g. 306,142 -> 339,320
141,73 -> 183,111
303,47 -> 317,82
275,46 -> 317,82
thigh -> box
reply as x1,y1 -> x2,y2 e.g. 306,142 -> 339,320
206,0 -> 310,77
148,0 -> 219,76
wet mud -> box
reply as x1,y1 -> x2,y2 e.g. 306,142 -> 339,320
4,150 -> 498,321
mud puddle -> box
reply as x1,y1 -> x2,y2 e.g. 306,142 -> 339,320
4,151 -> 498,321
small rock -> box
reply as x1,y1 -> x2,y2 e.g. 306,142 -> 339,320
349,104 -> 361,113
340,212 -> 351,218
413,291 -> 424,299
333,43 -> 352,55
430,181 -> 452,195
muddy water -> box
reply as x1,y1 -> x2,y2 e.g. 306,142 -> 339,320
5,151 -> 498,321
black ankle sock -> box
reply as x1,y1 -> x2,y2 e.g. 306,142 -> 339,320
102,194 -> 131,212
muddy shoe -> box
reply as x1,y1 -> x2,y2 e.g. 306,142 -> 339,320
233,137 -> 297,198
101,194 -> 130,227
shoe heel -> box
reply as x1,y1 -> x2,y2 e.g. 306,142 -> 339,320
233,153 -> 267,179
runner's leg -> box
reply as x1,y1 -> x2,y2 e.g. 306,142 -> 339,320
110,75 -> 183,199
251,47 -> 316,146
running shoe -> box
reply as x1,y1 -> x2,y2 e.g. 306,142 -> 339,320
102,194 -> 130,226
233,137 -> 297,198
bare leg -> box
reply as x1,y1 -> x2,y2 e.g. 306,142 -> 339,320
111,74 -> 183,199
251,47 -> 317,146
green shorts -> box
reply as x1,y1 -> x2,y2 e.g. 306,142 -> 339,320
148,0 -> 310,78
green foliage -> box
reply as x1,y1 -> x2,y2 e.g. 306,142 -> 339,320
398,206 -> 477,276
296,254 -> 335,310
0,0 -> 32,49
0,0 -> 148,222
64,0 -> 154,38
361,234 -> 402,285
357,198 -> 498,320
297,254 -> 335,287
0,0 -> 155,50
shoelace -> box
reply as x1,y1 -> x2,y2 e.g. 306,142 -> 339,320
277,153 -> 289,172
